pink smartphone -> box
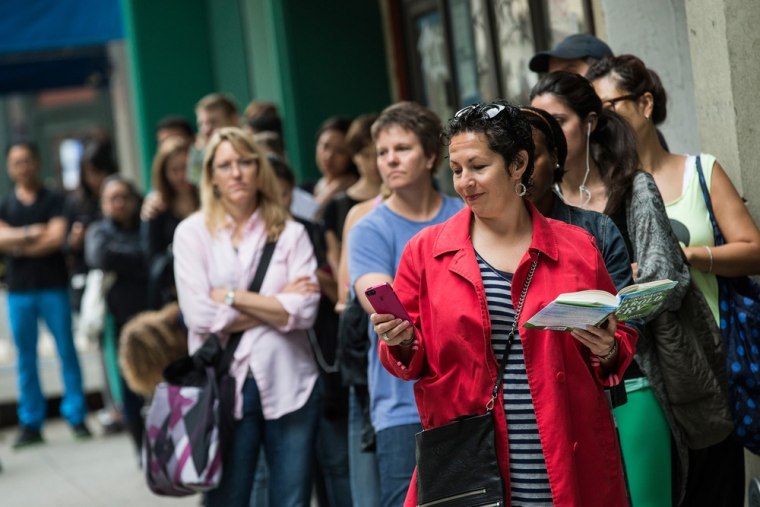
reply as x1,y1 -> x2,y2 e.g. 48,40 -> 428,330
364,283 -> 412,322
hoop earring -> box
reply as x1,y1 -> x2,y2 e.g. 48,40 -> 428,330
514,182 -> 527,197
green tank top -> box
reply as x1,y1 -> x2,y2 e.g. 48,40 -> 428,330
664,154 -> 719,322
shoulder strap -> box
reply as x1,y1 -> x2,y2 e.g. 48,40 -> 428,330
487,256 -> 539,411
694,156 -> 725,246
219,239 -> 278,373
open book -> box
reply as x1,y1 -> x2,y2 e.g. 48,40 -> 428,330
524,279 -> 678,331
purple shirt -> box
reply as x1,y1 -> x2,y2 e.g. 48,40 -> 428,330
174,210 -> 320,419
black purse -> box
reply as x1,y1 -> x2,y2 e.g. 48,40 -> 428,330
415,258 -> 538,507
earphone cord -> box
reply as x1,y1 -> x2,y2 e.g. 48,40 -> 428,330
579,123 -> 592,207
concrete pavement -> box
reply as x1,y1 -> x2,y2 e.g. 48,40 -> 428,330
0,417 -> 198,507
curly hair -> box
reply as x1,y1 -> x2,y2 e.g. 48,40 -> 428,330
441,100 -> 535,188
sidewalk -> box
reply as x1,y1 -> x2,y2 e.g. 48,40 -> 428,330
0,417 -> 198,507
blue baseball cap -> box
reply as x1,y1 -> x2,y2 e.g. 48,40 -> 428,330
529,34 -> 613,73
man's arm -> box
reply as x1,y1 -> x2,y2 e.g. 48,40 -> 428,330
0,220 -> 46,255
19,217 -> 66,257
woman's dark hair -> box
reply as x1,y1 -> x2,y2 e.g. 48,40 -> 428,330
5,141 -> 40,160
371,101 -> 444,171
80,138 -> 119,199
345,114 -> 378,156
315,115 -> 358,178
315,116 -> 353,141
441,101 -> 535,188
267,153 -> 296,188
102,174 -> 140,201
248,113 -> 283,138
586,55 -> 668,125
529,72 -> 639,215
519,106 -> 567,184
156,115 -> 194,139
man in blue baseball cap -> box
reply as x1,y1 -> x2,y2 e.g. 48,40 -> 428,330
529,33 -> 613,75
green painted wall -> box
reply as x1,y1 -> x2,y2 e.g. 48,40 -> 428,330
207,0 -> 251,108
250,0 -> 391,182
122,0 -> 391,186
120,0 -> 215,187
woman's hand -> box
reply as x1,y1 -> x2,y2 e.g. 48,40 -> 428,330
68,222 -> 86,250
571,315 -> 619,361
370,313 -> 414,347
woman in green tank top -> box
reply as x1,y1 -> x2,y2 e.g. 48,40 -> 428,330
589,53 -> 760,507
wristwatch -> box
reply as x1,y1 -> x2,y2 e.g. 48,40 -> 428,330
224,289 -> 236,306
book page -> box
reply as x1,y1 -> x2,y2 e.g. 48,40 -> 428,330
524,302 -> 615,331
555,289 -> 618,307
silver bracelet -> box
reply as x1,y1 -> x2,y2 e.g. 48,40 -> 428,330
596,339 -> 618,361
704,245 -> 714,274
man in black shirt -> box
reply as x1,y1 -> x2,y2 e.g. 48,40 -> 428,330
0,142 -> 90,447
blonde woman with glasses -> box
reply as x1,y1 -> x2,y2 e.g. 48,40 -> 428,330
173,127 -> 322,507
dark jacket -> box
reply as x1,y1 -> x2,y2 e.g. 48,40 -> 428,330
550,198 -> 633,291
85,217 -> 148,330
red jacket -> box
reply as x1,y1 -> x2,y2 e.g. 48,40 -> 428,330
380,204 -> 636,507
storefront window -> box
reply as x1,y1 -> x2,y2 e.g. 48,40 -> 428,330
416,10 -> 452,120
493,0 -> 537,103
544,0 -> 592,46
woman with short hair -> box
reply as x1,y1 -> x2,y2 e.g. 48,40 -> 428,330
372,101 -> 636,506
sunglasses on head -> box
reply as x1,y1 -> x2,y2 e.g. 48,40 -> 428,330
454,103 -> 507,121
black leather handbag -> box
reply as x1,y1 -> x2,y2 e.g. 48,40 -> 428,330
414,259 -> 538,507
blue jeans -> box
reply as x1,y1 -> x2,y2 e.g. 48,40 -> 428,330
348,386 -> 380,507
375,423 -> 421,507
206,376 -> 320,507
8,288 -> 87,429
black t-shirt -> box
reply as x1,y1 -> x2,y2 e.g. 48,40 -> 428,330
0,187 -> 69,291
322,193 -> 360,243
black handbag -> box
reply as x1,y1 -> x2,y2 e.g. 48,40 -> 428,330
696,157 -> 760,454
415,259 -> 538,507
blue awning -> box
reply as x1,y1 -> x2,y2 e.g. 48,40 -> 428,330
0,0 -> 123,94
0,0 -> 123,55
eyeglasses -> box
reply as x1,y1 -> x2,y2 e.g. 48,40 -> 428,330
214,156 -> 259,173
105,192 -> 134,203
601,94 -> 640,111
454,103 -> 507,120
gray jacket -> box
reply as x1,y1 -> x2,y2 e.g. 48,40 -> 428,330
626,171 -> 731,505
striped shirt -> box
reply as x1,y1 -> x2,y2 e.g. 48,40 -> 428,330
477,254 -> 553,505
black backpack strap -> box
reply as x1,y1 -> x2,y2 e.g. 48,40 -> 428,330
219,239 -> 278,372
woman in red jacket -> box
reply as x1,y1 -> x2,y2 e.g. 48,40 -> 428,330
372,102 -> 637,506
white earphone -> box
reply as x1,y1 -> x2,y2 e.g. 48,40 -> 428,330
587,122 -> 592,136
